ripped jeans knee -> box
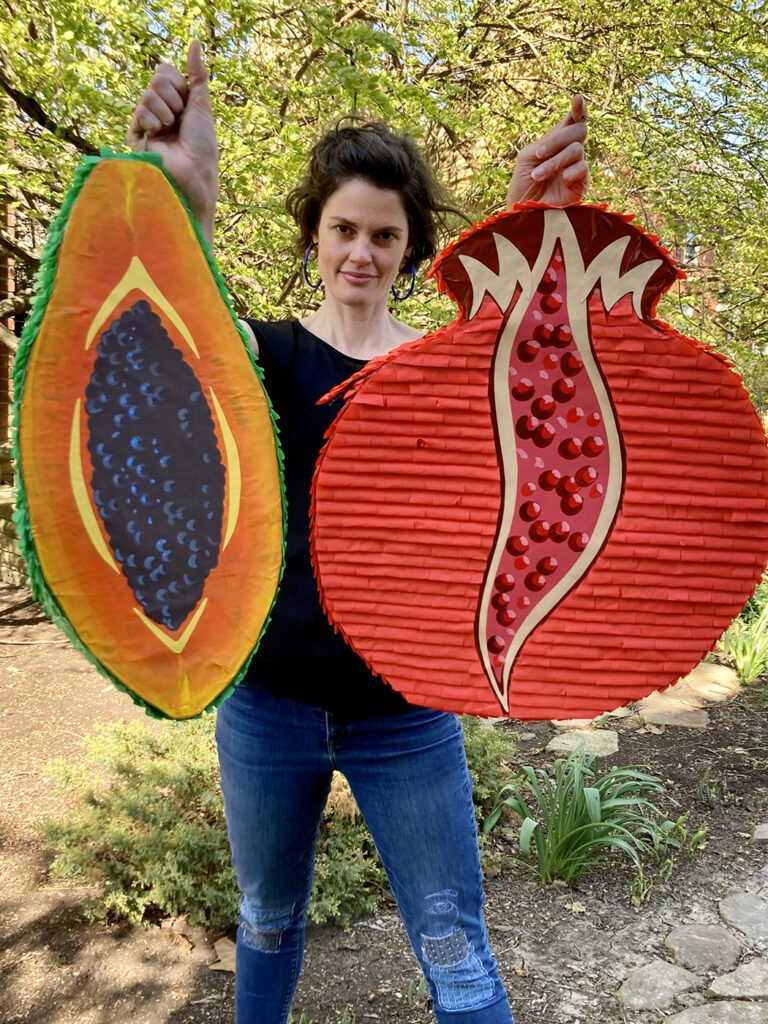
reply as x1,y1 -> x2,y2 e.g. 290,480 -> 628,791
420,890 -> 496,1013
238,896 -> 303,954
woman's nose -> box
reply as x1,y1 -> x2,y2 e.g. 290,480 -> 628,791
349,236 -> 372,263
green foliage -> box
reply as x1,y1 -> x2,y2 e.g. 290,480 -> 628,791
460,716 -> 514,820
740,570 -> 768,625
42,710 -> 513,929
306,816 -> 387,927
483,746 -> 677,884
719,575 -> 768,700
696,767 -> 743,810
630,814 -> 707,906
719,601 -> 768,686
43,717 -> 239,930
3,0 -> 768,397
406,972 -> 429,1006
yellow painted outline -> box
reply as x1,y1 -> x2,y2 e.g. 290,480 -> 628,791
133,598 -> 208,653
208,386 -> 241,551
69,399 -> 120,573
85,256 -> 199,358
76,255 -> 222,652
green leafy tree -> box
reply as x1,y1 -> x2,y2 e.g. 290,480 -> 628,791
1,0 -> 767,392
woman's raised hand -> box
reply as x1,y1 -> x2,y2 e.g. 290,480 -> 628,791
506,96 -> 589,209
126,40 -> 219,243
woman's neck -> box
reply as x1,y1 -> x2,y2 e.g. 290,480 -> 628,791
300,297 -> 421,360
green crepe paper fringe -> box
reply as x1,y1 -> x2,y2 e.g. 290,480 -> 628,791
11,148 -> 287,720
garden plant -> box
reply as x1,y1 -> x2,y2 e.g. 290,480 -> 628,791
42,714 -> 513,929
483,746 -> 682,885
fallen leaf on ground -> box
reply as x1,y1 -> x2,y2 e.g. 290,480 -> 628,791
209,937 -> 236,973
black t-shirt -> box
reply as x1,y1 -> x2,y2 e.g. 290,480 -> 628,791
240,318 -> 413,718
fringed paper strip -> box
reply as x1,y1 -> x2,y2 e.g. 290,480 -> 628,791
13,151 -> 286,719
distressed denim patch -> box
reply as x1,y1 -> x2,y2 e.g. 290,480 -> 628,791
239,899 -> 295,954
420,890 -> 495,1011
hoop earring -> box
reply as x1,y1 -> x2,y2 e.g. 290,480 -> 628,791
303,243 -> 322,291
391,262 -> 416,302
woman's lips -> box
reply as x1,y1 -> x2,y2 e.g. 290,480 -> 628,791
341,271 -> 376,284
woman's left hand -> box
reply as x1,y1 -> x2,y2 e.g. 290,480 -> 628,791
506,96 -> 589,209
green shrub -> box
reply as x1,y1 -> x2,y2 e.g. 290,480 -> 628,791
309,816 -> 387,927
483,746 -> 677,884
43,717 -> 239,930
43,710 -> 513,928
719,596 -> 768,690
460,716 -> 514,820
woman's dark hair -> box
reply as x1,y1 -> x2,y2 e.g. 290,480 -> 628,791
286,116 -> 461,275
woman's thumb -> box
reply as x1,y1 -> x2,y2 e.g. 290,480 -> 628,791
186,39 -> 209,94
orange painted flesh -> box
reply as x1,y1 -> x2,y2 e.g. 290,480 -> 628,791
19,159 -> 283,718
312,290 -> 768,721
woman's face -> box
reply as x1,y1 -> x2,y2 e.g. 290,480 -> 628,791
313,177 -> 411,310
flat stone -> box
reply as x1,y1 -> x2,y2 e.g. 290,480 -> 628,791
681,661 -> 742,702
637,662 -> 740,718
709,957 -> 768,998
753,824 -> 768,845
550,718 -> 594,731
639,707 -> 710,729
639,681 -> 705,712
545,729 -> 619,758
664,1004 -> 768,1023
665,924 -> 742,971
719,892 -> 768,941
617,958 -> 699,1010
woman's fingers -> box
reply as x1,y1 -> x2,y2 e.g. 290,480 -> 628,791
564,94 -> 587,127
531,139 -> 587,182
149,68 -> 188,116
548,94 -> 587,133
533,121 -> 587,163
127,63 -> 188,145
561,158 -> 589,188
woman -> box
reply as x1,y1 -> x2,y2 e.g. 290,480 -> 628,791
128,40 -> 588,1024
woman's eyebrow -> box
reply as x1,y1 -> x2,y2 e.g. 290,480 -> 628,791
329,215 -> 404,233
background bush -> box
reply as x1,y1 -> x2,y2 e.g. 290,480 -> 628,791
43,711 -> 514,930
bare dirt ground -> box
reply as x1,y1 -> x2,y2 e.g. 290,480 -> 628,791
1,579 -> 767,1024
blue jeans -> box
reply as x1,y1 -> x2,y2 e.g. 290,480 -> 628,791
215,686 -> 514,1024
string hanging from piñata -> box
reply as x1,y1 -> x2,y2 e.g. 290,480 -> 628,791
13,151 -> 285,719
310,203 -> 768,720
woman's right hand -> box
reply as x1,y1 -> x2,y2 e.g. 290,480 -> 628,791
126,40 -> 219,244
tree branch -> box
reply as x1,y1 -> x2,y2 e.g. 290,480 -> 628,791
0,228 -> 40,269
0,291 -> 32,321
0,321 -> 18,355
0,61 -> 98,156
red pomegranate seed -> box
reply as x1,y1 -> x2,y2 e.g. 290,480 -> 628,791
583,436 -> 605,457
511,378 -> 535,401
559,437 -> 583,459
550,324 -> 573,348
532,395 -> 556,419
539,469 -> 562,490
506,534 -> 529,554
576,466 -> 598,486
518,340 -> 541,362
552,377 -> 577,402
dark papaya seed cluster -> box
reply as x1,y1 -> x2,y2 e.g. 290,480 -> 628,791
85,300 -> 225,631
